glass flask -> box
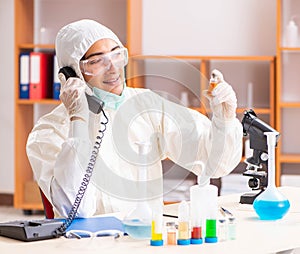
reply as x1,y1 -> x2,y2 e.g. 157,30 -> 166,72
253,132 -> 290,220
122,142 -> 152,239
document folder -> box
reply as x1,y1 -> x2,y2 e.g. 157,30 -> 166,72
53,55 -> 61,100
66,216 -> 124,233
19,52 -> 30,99
29,52 -> 54,99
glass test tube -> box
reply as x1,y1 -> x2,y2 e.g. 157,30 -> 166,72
209,76 -> 218,92
227,217 -> 236,240
218,219 -> 227,242
208,70 -> 221,95
177,200 -> 190,245
166,222 -> 177,245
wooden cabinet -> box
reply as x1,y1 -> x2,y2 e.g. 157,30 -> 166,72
276,0 -> 300,186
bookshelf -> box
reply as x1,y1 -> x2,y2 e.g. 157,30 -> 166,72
276,0 -> 300,185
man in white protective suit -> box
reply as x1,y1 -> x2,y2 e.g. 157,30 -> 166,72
26,19 -> 243,218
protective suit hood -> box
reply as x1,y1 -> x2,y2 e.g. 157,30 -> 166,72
55,19 -> 124,81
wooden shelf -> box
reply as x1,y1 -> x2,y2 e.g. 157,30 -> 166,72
275,0 -> 300,186
130,55 -> 275,61
19,44 -> 55,50
279,102 -> 300,108
280,47 -> 300,51
17,99 -> 61,105
280,154 -> 300,163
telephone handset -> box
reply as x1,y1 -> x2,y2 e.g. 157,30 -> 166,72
58,66 -> 104,114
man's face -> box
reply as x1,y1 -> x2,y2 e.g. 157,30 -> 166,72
81,38 -> 126,95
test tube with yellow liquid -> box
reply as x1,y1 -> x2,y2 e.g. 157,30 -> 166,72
150,205 -> 164,246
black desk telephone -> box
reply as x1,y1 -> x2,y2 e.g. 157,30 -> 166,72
0,67 -> 109,242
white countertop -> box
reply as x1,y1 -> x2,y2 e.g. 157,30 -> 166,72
1,186 -> 300,254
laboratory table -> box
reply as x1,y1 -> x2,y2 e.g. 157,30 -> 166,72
0,186 -> 300,254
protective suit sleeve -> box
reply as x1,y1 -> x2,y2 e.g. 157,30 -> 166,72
26,105 -> 98,218
150,91 -> 243,182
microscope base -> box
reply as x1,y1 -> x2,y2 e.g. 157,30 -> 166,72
239,190 -> 264,204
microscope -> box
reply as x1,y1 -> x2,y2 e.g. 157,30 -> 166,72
239,109 -> 280,204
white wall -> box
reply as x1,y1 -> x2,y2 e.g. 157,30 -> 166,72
142,0 -> 276,56
0,0 -> 14,193
34,0 -> 127,45
141,0 -> 276,112
0,0 -> 277,194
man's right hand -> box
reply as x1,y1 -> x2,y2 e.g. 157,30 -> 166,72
58,75 -> 90,122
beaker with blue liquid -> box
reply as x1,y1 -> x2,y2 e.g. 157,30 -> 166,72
122,202 -> 152,239
253,132 -> 290,220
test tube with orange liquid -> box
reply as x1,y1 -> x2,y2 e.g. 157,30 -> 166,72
208,70 -> 222,95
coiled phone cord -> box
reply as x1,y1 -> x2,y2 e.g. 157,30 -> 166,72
52,109 -> 109,237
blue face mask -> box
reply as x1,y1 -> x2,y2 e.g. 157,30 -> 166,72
92,83 -> 126,110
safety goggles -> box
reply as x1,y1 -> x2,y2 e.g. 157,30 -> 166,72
80,48 -> 128,76
65,229 -> 122,239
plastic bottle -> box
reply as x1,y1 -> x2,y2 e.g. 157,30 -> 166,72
284,19 -> 298,47
190,181 -> 218,244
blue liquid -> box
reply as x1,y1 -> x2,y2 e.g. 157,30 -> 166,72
253,199 -> 290,220
123,219 -> 151,239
